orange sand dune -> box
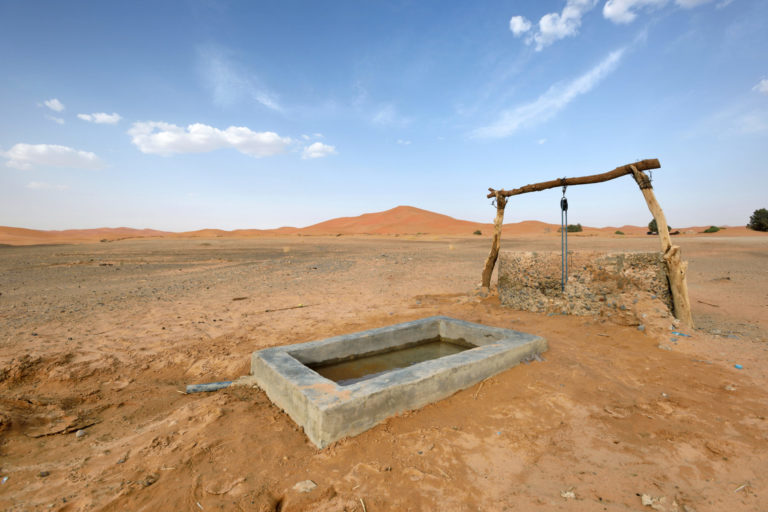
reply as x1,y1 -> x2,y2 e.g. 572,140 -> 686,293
1,206 -> 764,246
0,226 -> 170,245
298,205 -> 492,235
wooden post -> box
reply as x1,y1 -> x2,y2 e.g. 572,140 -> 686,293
481,191 -> 507,290
630,166 -> 694,328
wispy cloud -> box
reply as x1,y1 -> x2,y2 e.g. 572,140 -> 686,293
472,48 -> 625,138
695,103 -> 768,135
45,115 -> 65,125
753,78 -> 768,95
397,139 -> 412,145
372,104 -> 411,126
78,112 -> 122,124
197,45 -> 281,111
301,142 -> 337,159
510,0 -> 598,51
43,98 -> 65,112
26,181 -> 69,190
3,143 -> 104,170
128,121 -> 292,157
603,0 -> 716,24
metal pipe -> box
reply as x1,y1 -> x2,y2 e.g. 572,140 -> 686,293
185,381 -> 233,394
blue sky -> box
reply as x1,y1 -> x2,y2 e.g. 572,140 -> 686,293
1,0 -> 766,231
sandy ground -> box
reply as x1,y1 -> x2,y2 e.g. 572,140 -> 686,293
1,234 -> 767,511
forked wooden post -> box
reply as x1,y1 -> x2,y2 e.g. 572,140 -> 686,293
630,165 -> 694,327
480,191 -> 507,290
483,159 -> 694,327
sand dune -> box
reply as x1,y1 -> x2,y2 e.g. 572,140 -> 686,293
0,205 -> 762,246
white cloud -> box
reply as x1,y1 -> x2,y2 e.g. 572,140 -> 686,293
511,0 -> 597,51
302,142 -> 337,159
472,48 -> 625,138
26,181 -> 69,190
43,98 -> 65,112
753,79 -> 768,95
603,0 -> 715,23
313,132 -> 324,138
716,0 -> 734,8
128,121 -> 292,158
509,16 -> 532,36
3,143 -> 104,170
603,0 -> 667,22
397,139 -> 412,145
197,45 -> 281,111
78,112 -> 122,124
45,115 -> 65,125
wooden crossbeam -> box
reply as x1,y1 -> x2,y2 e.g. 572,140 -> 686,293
486,159 -> 660,198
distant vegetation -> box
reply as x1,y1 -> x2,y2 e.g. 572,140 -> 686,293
614,230 -> 624,235
748,208 -> 768,232
703,226 -> 721,233
558,224 -> 583,233
473,229 -> 482,235
648,219 -> 672,234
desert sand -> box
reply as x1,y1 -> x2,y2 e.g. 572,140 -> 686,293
1,206 -> 760,246
1,210 -> 767,511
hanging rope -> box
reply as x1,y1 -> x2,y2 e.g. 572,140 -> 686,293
560,182 -> 568,292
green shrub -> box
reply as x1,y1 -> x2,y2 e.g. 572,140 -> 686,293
747,208 -> 768,231
557,224 -> 583,233
614,230 -> 624,235
473,229 -> 482,235
703,226 -> 720,233
648,219 -> 672,234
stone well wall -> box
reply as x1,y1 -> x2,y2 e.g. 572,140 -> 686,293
498,251 -> 674,326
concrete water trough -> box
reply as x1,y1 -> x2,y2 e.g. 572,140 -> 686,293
250,316 -> 547,448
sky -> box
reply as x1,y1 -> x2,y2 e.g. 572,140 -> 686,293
1,0 -> 766,231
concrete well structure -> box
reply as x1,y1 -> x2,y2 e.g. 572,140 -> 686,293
250,316 -> 547,448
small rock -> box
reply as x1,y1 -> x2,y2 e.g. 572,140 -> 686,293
724,384 -> 736,391
560,488 -> 576,499
142,474 -> 158,487
657,344 -> 672,351
637,325 -> 646,332
75,429 -> 86,439
39,471 -> 50,477
293,480 -> 317,493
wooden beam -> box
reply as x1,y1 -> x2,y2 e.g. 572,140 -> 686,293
481,192 -> 507,290
487,159 -> 660,198
630,165 -> 694,328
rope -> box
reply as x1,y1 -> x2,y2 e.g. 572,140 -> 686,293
560,184 -> 568,292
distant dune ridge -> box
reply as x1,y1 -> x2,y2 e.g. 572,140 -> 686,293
0,205 -> 760,246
